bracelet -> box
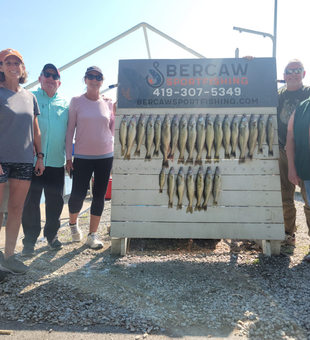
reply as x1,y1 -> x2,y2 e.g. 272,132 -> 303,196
37,156 -> 43,160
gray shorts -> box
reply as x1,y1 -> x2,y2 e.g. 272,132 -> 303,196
0,182 -> 9,213
0,162 -> 33,183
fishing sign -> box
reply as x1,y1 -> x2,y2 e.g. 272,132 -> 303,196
117,58 -> 278,108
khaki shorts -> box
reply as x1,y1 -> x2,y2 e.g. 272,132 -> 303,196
0,182 -> 9,213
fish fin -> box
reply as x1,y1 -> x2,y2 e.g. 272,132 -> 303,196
230,151 -> 236,158
178,157 -> 184,164
134,148 -> 140,157
225,152 -> 230,159
162,159 -> 169,168
153,150 -> 159,157
258,147 -> 263,154
269,150 -> 274,157
213,200 -> 218,206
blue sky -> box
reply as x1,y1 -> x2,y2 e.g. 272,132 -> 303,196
1,0 -> 309,102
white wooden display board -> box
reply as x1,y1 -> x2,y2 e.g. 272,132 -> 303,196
110,107 -> 284,255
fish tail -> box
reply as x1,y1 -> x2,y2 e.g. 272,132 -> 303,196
213,200 -> 218,206
194,157 -> 202,166
206,155 -> 212,164
168,152 -> 174,160
134,148 -> 140,157
231,150 -> 236,158
269,149 -> 274,157
145,154 -> 151,161
258,147 -> 263,154
190,206 -> 193,214
162,159 -> 169,168
203,205 -> 208,211
124,153 -> 130,161
248,153 -> 253,160
121,149 -> 125,157
159,189 -> 163,193
214,156 -> 219,164
185,158 -> 193,165
177,203 -> 182,210
194,204 -> 199,211
178,157 -> 184,164
153,150 -> 159,157
225,152 -> 230,159
168,202 -> 173,209
186,205 -> 191,213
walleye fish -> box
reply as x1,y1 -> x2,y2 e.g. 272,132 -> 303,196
202,166 -> 212,211
222,114 -> 231,159
205,114 -> 214,163
230,115 -> 239,158
185,115 -> 196,165
248,114 -> 258,160
168,114 -> 179,160
176,167 -> 185,210
161,114 -> 171,168
124,115 -> 137,160
212,166 -> 221,206
214,114 -> 223,163
186,166 -> 195,214
195,114 -> 205,166
178,114 -> 188,164
195,166 -> 204,211
119,115 -> 127,157
159,167 -> 166,193
238,114 -> 249,164
167,167 -> 175,209
257,114 -> 266,154
134,113 -> 146,157
145,114 -> 154,161
266,115 -> 275,156
153,115 -> 162,157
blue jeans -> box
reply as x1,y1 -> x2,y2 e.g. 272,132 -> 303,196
304,180 -> 310,206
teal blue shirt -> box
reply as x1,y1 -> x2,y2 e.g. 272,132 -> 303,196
32,88 -> 69,167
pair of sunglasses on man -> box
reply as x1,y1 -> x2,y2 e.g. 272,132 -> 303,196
285,68 -> 303,75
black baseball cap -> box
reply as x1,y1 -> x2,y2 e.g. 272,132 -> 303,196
85,66 -> 103,76
42,63 -> 60,76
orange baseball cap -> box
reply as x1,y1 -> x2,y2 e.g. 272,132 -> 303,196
0,48 -> 24,64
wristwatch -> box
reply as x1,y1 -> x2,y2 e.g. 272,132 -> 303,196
36,152 -> 44,158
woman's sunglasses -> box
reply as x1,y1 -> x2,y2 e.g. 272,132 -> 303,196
86,74 -> 103,81
42,71 -> 60,80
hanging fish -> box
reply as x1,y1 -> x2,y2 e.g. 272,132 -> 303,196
248,114 -> 258,160
257,114 -> 266,154
212,166 -> 221,206
153,115 -> 162,157
186,166 -> 195,214
205,114 -> 214,163
134,113 -> 146,157
222,114 -> 231,160
159,167 -> 166,193
214,115 -> 223,163
195,114 -> 205,166
167,167 -> 175,209
168,114 -> 179,160
161,114 -> 171,168
230,115 -> 239,158
266,115 -> 275,157
124,115 -> 137,160
238,114 -> 249,164
145,114 -> 154,161
195,166 -> 204,211
176,167 -> 185,210
185,114 -> 196,165
119,115 -> 127,157
202,166 -> 212,211
178,114 -> 188,164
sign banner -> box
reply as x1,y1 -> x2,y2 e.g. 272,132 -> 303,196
117,58 -> 278,108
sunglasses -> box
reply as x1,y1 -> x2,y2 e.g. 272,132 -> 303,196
285,68 -> 303,75
86,74 -> 103,81
43,71 -> 60,80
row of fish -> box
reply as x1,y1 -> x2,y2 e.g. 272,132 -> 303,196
159,166 -> 221,213
119,113 -> 275,167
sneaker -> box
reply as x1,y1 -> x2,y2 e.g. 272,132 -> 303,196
304,254 -> 310,263
282,233 -> 296,246
0,255 -> 28,274
48,237 -> 63,250
70,222 -> 82,242
21,245 -> 35,257
85,233 -> 103,249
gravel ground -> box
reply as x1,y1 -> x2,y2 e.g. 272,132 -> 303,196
0,192 -> 310,340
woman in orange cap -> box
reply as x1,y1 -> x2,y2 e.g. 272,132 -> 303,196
0,48 -> 45,277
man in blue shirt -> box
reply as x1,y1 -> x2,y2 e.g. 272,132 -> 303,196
21,64 -> 82,255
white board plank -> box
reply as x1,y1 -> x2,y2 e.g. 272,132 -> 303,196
111,206 -> 284,223
111,190 -> 282,207
111,174 -> 281,191
110,221 -> 285,240
112,159 -> 280,175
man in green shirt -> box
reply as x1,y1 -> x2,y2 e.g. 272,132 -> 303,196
21,64 -> 82,255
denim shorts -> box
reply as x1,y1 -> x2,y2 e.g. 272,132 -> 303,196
0,163 -> 33,182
